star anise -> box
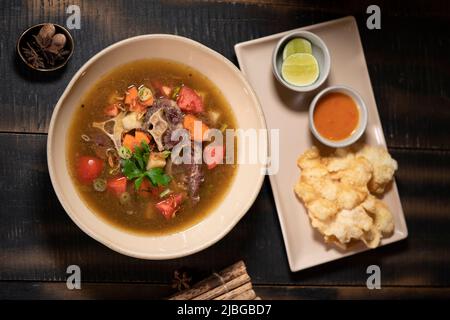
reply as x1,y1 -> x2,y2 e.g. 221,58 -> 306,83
22,43 -> 45,69
172,270 -> 192,291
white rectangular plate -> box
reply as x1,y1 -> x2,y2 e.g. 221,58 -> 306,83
235,16 -> 408,272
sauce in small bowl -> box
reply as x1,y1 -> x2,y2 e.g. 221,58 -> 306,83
309,86 -> 367,148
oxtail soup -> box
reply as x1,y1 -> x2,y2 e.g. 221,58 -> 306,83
67,59 -> 237,235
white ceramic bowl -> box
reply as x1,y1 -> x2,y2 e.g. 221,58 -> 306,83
272,30 -> 331,92
47,34 -> 267,259
309,85 -> 368,148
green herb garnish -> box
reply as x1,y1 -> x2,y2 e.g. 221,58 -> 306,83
122,142 -> 171,190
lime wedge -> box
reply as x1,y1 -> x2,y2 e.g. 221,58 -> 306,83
281,53 -> 319,86
282,38 -> 312,60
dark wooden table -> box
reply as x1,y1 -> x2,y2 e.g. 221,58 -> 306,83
1,0 -> 449,300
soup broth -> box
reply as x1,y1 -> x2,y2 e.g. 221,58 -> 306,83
67,59 -> 237,235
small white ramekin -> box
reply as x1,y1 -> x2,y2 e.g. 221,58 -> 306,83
272,30 -> 331,93
309,85 -> 368,148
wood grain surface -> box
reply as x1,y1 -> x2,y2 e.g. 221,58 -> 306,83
0,0 -> 449,299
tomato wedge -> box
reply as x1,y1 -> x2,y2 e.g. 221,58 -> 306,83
136,179 -> 162,198
155,193 -> 184,220
107,176 -> 127,196
104,104 -> 119,117
177,86 -> 204,113
77,156 -> 104,183
204,145 -> 224,169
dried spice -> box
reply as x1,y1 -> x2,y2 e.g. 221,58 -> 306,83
22,43 -> 45,69
172,270 -> 192,291
21,23 -> 70,69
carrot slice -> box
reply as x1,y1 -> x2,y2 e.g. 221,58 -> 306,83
135,131 -> 150,145
183,114 -> 209,142
125,86 -> 138,105
122,131 -> 151,152
122,134 -> 137,151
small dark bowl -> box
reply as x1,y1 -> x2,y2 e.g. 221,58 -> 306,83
16,23 -> 74,72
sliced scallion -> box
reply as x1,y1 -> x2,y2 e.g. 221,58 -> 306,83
171,85 -> 181,100
138,86 -> 152,102
118,146 -> 132,159
93,178 -> 107,192
109,167 -> 120,176
119,192 -> 131,205
159,189 -> 172,198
